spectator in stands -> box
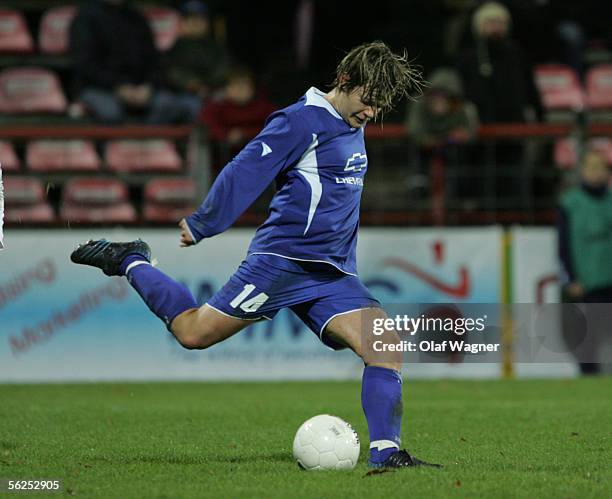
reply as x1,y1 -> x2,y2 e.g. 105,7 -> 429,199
406,68 -> 478,149
558,150 -> 612,375
164,1 -> 230,117
406,67 -> 479,205
70,0 -> 194,124
456,1 -> 541,123
200,66 -> 276,146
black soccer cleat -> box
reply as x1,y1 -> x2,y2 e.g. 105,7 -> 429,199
70,238 -> 151,276
369,449 -> 442,469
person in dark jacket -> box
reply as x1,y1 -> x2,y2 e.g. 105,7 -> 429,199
405,67 -> 479,206
406,68 -> 478,149
456,1 -> 541,124
164,1 -> 230,106
70,0 -> 194,124
558,150 -> 612,375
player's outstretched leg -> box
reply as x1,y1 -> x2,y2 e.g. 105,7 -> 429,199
71,239 -> 198,330
71,239 -> 250,349
325,308 -> 442,469
70,238 -> 151,276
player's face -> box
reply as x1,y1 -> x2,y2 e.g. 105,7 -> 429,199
340,88 -> 379,128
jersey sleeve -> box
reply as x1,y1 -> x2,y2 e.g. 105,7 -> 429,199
185,111 -> 312,242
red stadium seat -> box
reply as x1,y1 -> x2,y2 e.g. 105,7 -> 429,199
60,177 -> 137,224
60,203 -> 137,224
554,137 -> 612,169
0,9 -> 34,54
143,203 -> 194,223
534,64 -> 584,111
63,177 -> 128,204
105,139 -> 182,173
4,176 -> 46,204
4,202 -> 55,224
142,6 -> 180,52
143,178 -> 196,222
38,6 -> 76,55
3,176 -> 55,223
0,68 -> 67,114
26,139 -> 101,172
5,203 -> 55,223
0,141 -> 20,171
586,64 -> 612,109
144,178 -> 195,203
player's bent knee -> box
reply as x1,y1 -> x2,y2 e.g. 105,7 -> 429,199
170,309 -> 211,350
176,334 -> 208,350
170,305 -> 251,350
172,321 -> 218,350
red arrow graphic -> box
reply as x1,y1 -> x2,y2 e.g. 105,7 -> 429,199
382,258 -> 471,298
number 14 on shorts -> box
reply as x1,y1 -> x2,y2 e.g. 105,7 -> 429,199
229,284 -> 269,313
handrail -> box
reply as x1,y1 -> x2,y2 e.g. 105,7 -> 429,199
0,125 -> 193,139
2,122 -> 611,140
364,122 -> 603,140
1,122 -> 611,141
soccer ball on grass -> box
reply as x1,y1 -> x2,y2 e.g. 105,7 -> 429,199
292,414 -> 360,470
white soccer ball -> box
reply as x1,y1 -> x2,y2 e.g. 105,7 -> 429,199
292,414 -> 360,470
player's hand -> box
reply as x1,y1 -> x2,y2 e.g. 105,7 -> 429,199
179,218 -> 196,247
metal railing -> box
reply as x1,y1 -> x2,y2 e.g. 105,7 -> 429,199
2,121 -> 610,227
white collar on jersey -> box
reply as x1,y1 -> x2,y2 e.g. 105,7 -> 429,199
304,87 -> 343,120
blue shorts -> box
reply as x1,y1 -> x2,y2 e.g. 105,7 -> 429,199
207,254 -> 380,349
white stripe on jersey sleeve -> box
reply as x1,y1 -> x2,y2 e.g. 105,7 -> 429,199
295,133 -> 321,235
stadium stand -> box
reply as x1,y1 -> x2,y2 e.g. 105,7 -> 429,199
534,64 -> 584,119
38,5 -> 76,55
26,139 -> 101,172
0,8 -> 34,54
0,3 -> 609,229
105,139 -> 182,173
0,140 -> 20,171
3,176 -> 55,223
60,177 -> 137,224
0,67 -> 67,114
143,177 -> 196,223
142,6 -> 181,52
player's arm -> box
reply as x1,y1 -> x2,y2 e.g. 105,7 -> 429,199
181,112 -> 311,245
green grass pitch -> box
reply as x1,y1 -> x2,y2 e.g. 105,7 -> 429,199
1,378 -> 610,498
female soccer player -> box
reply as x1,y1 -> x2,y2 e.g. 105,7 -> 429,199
72,41 -> 440,469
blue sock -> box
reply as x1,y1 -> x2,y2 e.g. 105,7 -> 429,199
120,254 -> 197,329
361,365 -> 403,464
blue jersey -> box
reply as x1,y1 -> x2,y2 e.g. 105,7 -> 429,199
185,87 -> 368,275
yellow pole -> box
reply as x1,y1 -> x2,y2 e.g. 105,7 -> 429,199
501,229 -> 514,378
